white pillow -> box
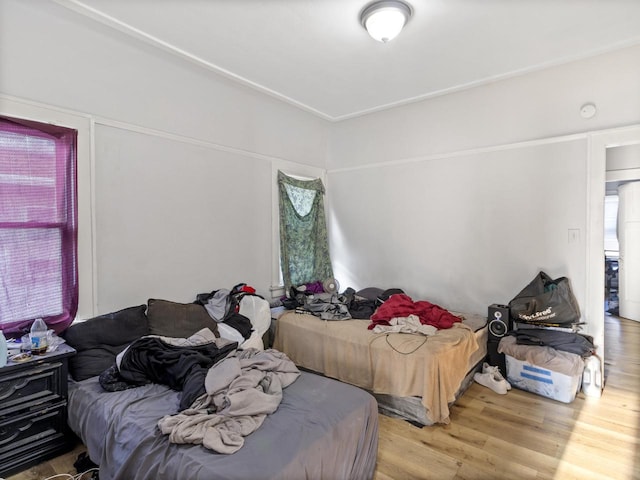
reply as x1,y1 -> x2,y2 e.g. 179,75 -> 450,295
217,323 -> 246,345
238,296 -> 272,350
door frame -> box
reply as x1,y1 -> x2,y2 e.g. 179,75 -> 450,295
587,124 -> 640,359
617,181 -> 640,321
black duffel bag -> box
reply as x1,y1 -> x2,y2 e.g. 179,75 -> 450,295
509,271 -> 581,325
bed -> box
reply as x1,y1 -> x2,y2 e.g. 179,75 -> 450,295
62,298 -> 379,480
273,308 -> 487,426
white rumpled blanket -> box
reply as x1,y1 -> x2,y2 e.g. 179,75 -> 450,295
157,348 -> 300,454
372,314 -> 437,336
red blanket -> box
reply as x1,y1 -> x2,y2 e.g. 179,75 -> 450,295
368,294 -> 461,330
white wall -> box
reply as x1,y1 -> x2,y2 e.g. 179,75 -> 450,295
93,125 -> 273,311
329,139 -> 587,312
0,0 -> 330,315
328,44 -> 640,353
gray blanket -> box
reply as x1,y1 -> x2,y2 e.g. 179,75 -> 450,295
158,348 -> 300,453
68,371 -> 378,480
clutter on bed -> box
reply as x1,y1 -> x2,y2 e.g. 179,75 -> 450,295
62,285 -> 278,383
194,283 -> 272,348
63,293 -> 379,480
274,286 -> 487,425
281,283 -> 352,320
281,284 -> 406,321
98,329 -> 238,411
368,293 -> 463,331
157,346 -> 301,454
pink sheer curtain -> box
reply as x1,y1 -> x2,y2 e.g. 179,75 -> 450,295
0,115 -> 78,337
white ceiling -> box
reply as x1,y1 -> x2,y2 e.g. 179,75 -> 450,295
54,0 -> 640,121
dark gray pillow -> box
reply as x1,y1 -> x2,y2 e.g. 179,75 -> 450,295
355,287 -> 384,301
63,304 -> 149,381
146,298 -> 219,338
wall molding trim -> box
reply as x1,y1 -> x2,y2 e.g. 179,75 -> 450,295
0,93 -> 316,169
328,132 -> 589,175
329,124 -> 640,175
52,0 -> 333,122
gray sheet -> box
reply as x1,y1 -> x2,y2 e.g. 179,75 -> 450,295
68,371 -> 378,480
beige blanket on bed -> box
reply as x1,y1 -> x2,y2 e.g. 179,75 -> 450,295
274,311 -> 481,424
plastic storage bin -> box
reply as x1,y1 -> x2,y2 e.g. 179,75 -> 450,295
506,354 -> 582,403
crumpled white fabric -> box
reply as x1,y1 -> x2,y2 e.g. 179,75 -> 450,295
371,314 -> 437,336
157,348 -> 299,454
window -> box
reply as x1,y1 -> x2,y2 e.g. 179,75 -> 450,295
277,170 -> 333,292
0,115 -> 78,335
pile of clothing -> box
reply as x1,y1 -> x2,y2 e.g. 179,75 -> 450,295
99,327 -> 300,454
498,327 -> 594,378
194,283 -> 262,344
367,293 -> 462,333
281,283 -> 464,336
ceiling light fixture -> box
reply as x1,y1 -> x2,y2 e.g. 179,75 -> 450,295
360,0 -> 412,43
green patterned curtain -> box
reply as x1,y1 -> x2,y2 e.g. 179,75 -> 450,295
278,170 -> 333,292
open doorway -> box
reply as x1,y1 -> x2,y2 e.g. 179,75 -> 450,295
586,125 -> 640,370
605,144 -> 640,322
603,193 -> 619,315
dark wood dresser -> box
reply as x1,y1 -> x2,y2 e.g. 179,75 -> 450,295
0,343 -> 76,478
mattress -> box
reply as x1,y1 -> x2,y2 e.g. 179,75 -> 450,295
274,310 -> 487,425
68,371 -> 378,480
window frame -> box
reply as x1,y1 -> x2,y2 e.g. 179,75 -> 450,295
0,95 -> 95,322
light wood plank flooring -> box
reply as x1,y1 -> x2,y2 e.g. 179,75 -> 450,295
7,314 -> 640,480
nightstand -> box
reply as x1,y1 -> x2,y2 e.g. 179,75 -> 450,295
265,306 -> 287,348
0,343 -> 76,478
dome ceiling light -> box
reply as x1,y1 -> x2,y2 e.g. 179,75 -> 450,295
360,0 -> 413,43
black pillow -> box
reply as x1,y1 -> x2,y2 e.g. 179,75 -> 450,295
355,287 -> 384,301
62,305 -> 149,381
146,298 -> 219,338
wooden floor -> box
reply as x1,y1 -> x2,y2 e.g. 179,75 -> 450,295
7,314 -> 640,480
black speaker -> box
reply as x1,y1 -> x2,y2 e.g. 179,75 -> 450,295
487,339 -> 507,378
486,304 -> 510,377
488,304 -> 510,341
